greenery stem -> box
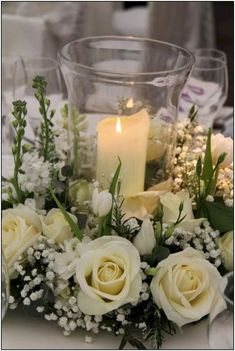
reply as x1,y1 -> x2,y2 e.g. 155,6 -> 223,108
12,137 -> 23,203
41,99 -> 49,160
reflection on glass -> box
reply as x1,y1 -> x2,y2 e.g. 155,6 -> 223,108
1,250 -> 10,319
208,272 -> 234,349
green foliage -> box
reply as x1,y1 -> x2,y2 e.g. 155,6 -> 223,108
49,185 -> 83,240
32,76 -> 55,162
188,104 -> 198,122
201,128 -> 213,187
9,100 -> 30,203
99,159 -> 122,236
194,128 -> 233,226
200,200 -> 233,232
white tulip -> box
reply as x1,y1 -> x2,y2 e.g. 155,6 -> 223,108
2,205 -> 42,277
41,209 -> 77,244
217,231 -> 233,271
92,188 -> 112,217
150,247 -> 226,327
76,236 -> 142,315
133,218 -> 156,255
160,190 -> 203,231
211,133 -> 233,168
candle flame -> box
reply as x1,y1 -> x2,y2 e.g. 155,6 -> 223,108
116,117 -> 122,134
126,98 -> 133,108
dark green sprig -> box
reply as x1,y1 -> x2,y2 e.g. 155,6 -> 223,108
32,76 -> 55,161
188,104 -> 198,122
98,158 -> 122,236
10,100 -> 30,203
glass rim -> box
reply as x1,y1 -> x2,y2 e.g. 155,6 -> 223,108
22,56 -> 60,72
58,35 -> 195,77
193,57 -> 227,71
193,48 -> 226,57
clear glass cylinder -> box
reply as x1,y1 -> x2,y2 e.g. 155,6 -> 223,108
208,272 -> 234,349
1,250 -> 10,319
59,36 -> 194,197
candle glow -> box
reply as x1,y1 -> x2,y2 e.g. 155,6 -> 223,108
96,109 -> 150,197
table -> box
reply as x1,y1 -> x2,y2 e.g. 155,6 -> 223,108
2,310 -> 210,349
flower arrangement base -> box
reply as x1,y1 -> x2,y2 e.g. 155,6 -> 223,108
2,73 -> 233,349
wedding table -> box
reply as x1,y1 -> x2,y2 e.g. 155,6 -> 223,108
2,310 -> 210,349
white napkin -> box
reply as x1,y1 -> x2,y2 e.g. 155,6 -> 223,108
2,14 -> 57,58
179,76 -> 223,121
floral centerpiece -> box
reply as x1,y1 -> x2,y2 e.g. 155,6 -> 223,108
2,77 -> 233,349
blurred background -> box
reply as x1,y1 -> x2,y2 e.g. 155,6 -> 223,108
2,1 -> 233,104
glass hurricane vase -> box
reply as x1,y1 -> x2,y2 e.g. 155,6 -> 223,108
208,272 -> 234,349
59,36 -> 194,197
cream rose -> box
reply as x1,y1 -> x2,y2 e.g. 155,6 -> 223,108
211,133 -> 233,168
133,218 -> 156,255
41,209 -> 77,244
160,191 -> 203,231
2,205 -> 42,277
217,231 -> 233,271
76,236 -> 142,315
150,248 -> 226,327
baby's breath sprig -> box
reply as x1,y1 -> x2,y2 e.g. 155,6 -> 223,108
10,100 -> 31,203
32,76 -> 55,162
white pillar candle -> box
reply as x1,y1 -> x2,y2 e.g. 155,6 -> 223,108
96,109 -> 150,197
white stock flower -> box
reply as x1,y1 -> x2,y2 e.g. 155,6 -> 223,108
133,218 -> 156,255
92,188 -> 112,217
150,247 -> 226,327
211,133 -> 233,168
160,191 -> 203,232
217,231 -> 233,271
53,238 -> 81,280
41,209 -> 77,244
18,151 -> 50,194
2,205 -> 42,277
76,236 -> 142,315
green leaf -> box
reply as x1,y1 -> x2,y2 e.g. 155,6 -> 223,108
109,157 -> 121,195
201,200 -> 234,232
49,185 -> 83,240
119,334 -> 128,350
155,246 -> 170,262
201,128 -> 213,186
102,159 -> 122,236
188,104 -> 198,122
196,156 -> 202,178
164,224 -> 175,240
128,338 -> 147,350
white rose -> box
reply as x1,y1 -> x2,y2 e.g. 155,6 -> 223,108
76,236 -> 142,315
211,133 -> 233,168
160,191 -> 203,231
150,247 -> 226,327
133,218 -> 156,255
92,188 -> 112,217
41,209 -> 77,244
123,190 -> 165,220
217,231 -> 233,271
2,205 -> 42,277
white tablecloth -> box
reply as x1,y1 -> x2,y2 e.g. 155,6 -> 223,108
2,310 -> 210,349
